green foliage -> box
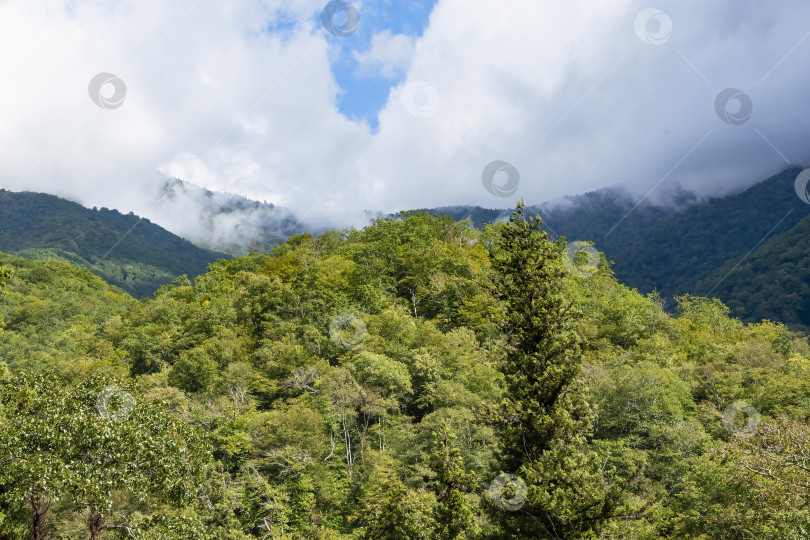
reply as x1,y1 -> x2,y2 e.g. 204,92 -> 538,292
0,371 -> 210,538
427,421 -> 479,539
490,201 -> 634,536
353,452 -> 437,539
0,206 -> 808,537
591,362 -> 696,444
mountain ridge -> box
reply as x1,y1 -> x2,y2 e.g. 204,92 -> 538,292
4,165 -> 810,326
0,189 -> 230,298
417,166 -> 810,329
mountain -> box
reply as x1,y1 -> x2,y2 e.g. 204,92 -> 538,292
695,211 -> 810,332
7,166 -> 805,321
424,166 -> 810,328
417,185 -> 688,256
152,178 -> 321,256
0,189 -> 229,298
614,167 -> 809,298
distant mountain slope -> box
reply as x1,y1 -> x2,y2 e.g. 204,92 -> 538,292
615,167 -> 809,298
529,187 -> 684,260
424,167 -> 810,328
0,189 -> 229,297
411,206 -> 505,229
421,186 -> 686,257
695,212 -> 810,332
153,178 -> 320,256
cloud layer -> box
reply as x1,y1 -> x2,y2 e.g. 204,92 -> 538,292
1,0 -> 809,240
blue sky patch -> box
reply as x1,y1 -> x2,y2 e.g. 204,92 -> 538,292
319,0 -> 438,131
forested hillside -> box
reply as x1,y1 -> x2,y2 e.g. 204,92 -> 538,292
0,190 -> 228,297
616,167 -> 808,298
0,207 -> 808,538
427,167 -> 810,328
695,212 -> 810,332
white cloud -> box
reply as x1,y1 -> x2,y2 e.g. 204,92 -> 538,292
159,153 -> 220,192
368,0 -> 810,212
354,30 -> 415,79
0,0 -> 808,246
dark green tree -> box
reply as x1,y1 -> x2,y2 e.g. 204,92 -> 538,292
489,201 -> 625,537
427,421 -> 478,539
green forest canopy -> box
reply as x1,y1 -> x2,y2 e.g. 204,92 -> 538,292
1,208 -> 809,538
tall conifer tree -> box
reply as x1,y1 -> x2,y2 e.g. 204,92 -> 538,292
490,201 -> 615,537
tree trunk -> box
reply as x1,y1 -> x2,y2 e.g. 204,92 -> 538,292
342,409 -> 353,477
88,508 -> 103,540
29,493 -> 49,540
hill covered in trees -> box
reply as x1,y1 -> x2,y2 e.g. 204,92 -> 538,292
0,208 -> 808,538
695,211 -> 810,332
0,189 -> 229,297
426,167 -> 810,329
614,167 -> 808,299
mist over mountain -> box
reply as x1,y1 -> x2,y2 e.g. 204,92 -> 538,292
149,177 -> 323,256
617,167 -> 808,296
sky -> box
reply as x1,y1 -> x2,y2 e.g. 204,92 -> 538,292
1,0 -> 809,238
